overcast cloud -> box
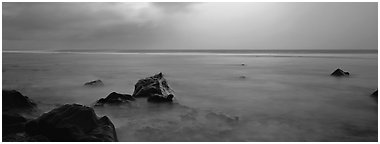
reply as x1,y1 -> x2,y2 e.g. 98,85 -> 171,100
2,2 -> 377,50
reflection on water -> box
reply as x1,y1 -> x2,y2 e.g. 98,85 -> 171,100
2,53 -> 378,141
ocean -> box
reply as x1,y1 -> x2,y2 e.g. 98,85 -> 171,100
2,50 -> 378,141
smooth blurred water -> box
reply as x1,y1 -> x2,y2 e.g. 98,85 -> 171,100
2,52 -> 378,141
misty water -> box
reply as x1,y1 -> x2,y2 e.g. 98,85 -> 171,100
2,52 -> 378,141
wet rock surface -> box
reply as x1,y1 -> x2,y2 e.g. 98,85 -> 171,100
95,92 -> 135,106
331,68 -> 350,77
25,104 -> 118,142
2,90 -> 38,141
3,90 -> 36,111
84,80 -> 104,87
132,73 -> 175,102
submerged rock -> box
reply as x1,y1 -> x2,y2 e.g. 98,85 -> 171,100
330,68 -> 350,77
95,92 -> 135,106
25,104 -> 118,142
3,90 -> 36,111
84,80 -> 104,87
132,73 -> 175,103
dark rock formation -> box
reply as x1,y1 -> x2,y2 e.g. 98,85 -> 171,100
239,76 -> 246,79
330,68 -> 350,77
371,90 -> 377,101
3,113 -> 28,136
3,90 -> 36,112
25,104 -> 118,142
95,92 -> 135,106
132,73 -> 175,102
84,80 -> 104,87
371,90 -> 377,96
2,90 -> 38,141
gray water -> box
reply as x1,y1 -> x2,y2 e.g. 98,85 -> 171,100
2,52 -> 378,141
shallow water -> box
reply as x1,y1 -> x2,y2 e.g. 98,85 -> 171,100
2,52 -> 378,141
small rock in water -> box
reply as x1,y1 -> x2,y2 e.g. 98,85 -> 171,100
371,90 -> 377,96
95,92 -> 135,106
25,104 -> 118,142
239,76 -> 246,79
371,90 -> 377,102
330,68 -> 350,77
241,63 -> 246,66
132,72 -> 175,103
84,80 -> 104,87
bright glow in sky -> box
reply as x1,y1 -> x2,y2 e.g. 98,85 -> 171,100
2,2 -> 377,50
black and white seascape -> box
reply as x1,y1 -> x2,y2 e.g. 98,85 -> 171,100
2,2 -> 378,142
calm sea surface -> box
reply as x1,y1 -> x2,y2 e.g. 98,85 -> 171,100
2,50 -> 378,141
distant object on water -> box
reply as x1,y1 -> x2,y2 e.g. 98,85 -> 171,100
241,63 -> 246,66
84,80 -> 104,87
239,76 -> 246,79
95,92 -> 135,106
132,72 -> 175,103
330,68 -> 350,77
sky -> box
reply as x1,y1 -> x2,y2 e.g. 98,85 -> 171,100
2,2 -> 378,51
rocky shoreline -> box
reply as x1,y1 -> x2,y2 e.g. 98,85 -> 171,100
3,73 -> 176,142
3,71 -> 377,142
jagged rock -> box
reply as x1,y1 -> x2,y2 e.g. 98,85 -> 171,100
95,92 -> 135,106
25,104 -> 118,142
3,90 -> 36,112
84,80 -> 104,87
330,68 -> 350,77
132,73 -> 175,102
2,90 -> 37,141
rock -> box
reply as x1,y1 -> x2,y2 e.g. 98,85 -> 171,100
371,90 -> 377,101
241,63 -> 246,66
147,94 -> 174,103
3,133 -> 50,142
25,104 -> 118,142
95,92 -> 135,106
84,80 -> 104,87
3,113 -> 28,136
371,90 -> 377,96
132,73 -> 175,103
330,68 -> 350,77
2,90 -> 37,141
3,90 -> 36,112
